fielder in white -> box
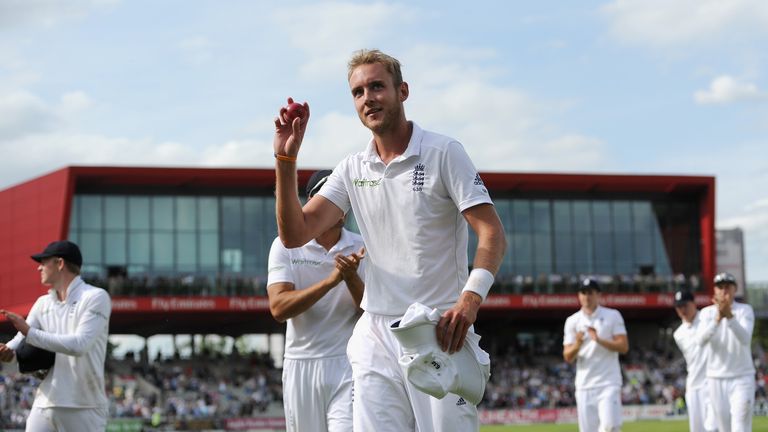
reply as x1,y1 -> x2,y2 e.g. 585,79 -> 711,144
267,169 -> 366,432
0,240 -> 111,432
673,289 -> 716,432
563,278 -> 629,432
271,49 -> 506,431
696,272 -> 755,432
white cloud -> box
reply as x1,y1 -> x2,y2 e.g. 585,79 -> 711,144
694,75 -> 768,105
0,90 -> 56,139
272,2 -> 416,81
600,0 -> 768,47
403,45 -> 607,172
178,36 -> 214,65
58,91 -> 93,114
0,0 -> 119,29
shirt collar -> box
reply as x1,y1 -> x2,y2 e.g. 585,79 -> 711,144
362,122 -> 423,165
307,228 -> 356,255
48,275 -> 84,303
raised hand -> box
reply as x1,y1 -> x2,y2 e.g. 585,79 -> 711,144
273,97 -> 310,159
334,248 -> 365,282
0,310 -> 30,336
0,343 -> 14,362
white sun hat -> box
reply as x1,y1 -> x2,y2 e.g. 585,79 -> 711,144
390,302 -> 490,405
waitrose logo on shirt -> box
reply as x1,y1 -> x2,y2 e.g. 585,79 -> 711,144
291,259 -> 322,266
353,178 -> 381,188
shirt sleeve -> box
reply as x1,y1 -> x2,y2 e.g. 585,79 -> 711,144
612,310 -> 627,336
727,304 -> 754,346
695,307 -> 718,346
267,237 -> 295,286
26,289 -> 111,357
317,158 -> 352,215
440,140 -> 493,212
563,317 -> 576,346
6,296 -> 46,352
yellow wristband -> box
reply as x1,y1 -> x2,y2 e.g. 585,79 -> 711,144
274,153 -> 297,163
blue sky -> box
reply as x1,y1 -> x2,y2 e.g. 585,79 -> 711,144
2,0 -> 767,281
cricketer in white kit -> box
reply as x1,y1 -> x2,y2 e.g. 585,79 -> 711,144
271,49 -> 507,432
267,170 -> 366,432
563,278 -> 629,432
696,272 -> 755,432
0,240 -> 111,432
673,289 -> 716,432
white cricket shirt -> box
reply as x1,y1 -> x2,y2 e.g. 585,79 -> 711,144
696,301 -> 755,379
318,122 -> 493,316
5,276 -> 111,409
267,228 -> 365,359
563,305 -> 627,390
673,313 -> 708,390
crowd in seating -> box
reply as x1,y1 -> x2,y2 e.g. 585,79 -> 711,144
1,343 -> 766,428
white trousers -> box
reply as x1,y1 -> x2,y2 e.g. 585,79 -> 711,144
685,384 -> 716,432
26,406 -> 107,432
347,312 -> 480,432
708,375 -> 755,432
575,385 -> 622,432
282,355 -> 353,432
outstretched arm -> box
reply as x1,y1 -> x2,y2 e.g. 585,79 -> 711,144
437,204 -> 506,354
273,99 -> 343,247
267,269 -> 344,323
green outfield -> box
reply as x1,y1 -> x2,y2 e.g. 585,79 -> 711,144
480,416 -> 768,431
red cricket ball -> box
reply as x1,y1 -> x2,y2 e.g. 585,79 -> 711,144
285,102 -> 306,122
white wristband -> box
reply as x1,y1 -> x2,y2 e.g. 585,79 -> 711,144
462,268 -> 495,301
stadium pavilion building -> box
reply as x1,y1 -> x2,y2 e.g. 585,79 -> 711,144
0,166 -> 715,350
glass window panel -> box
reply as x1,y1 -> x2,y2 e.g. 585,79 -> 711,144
69,196 -> 79,231
592,201 -> 612,233
152,232 -> 174,270
200,232 -> 219,270
177,232 -> 197,272
594,232 -> 614,274
493,200 -> 513,275
553,201 -> 571,233
263,197 -> 278,242
633,202 -> 654,266
104,196 -> 127,230
572,201 -> 591,232
199,197 -> 218,230
152,197 -> 174,230
128,232 -> 150,265
176,197 -> 196,231
105,232 -> 127,265
533,232 -> 552,274
80,231 -> 103,265
128,197 -> 150,230
68,231 -> 79,246
512,200 -> 531,231
532,200 -> 551,233
612,201 -> 632,231
222,197 -> 242,229
614,232 -> 634,274
513,233 -> 533,276
554,235 -> 573,274
573,232 -> 594,273
80,196 -> 103,229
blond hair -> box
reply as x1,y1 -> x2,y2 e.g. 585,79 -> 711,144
347,49 -> 403,85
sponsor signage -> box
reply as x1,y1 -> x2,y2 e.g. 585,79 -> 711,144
110,293 -> 711,313
481,293 -> 711,310
480,405 -> 674,425
225,417 -> 286,431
